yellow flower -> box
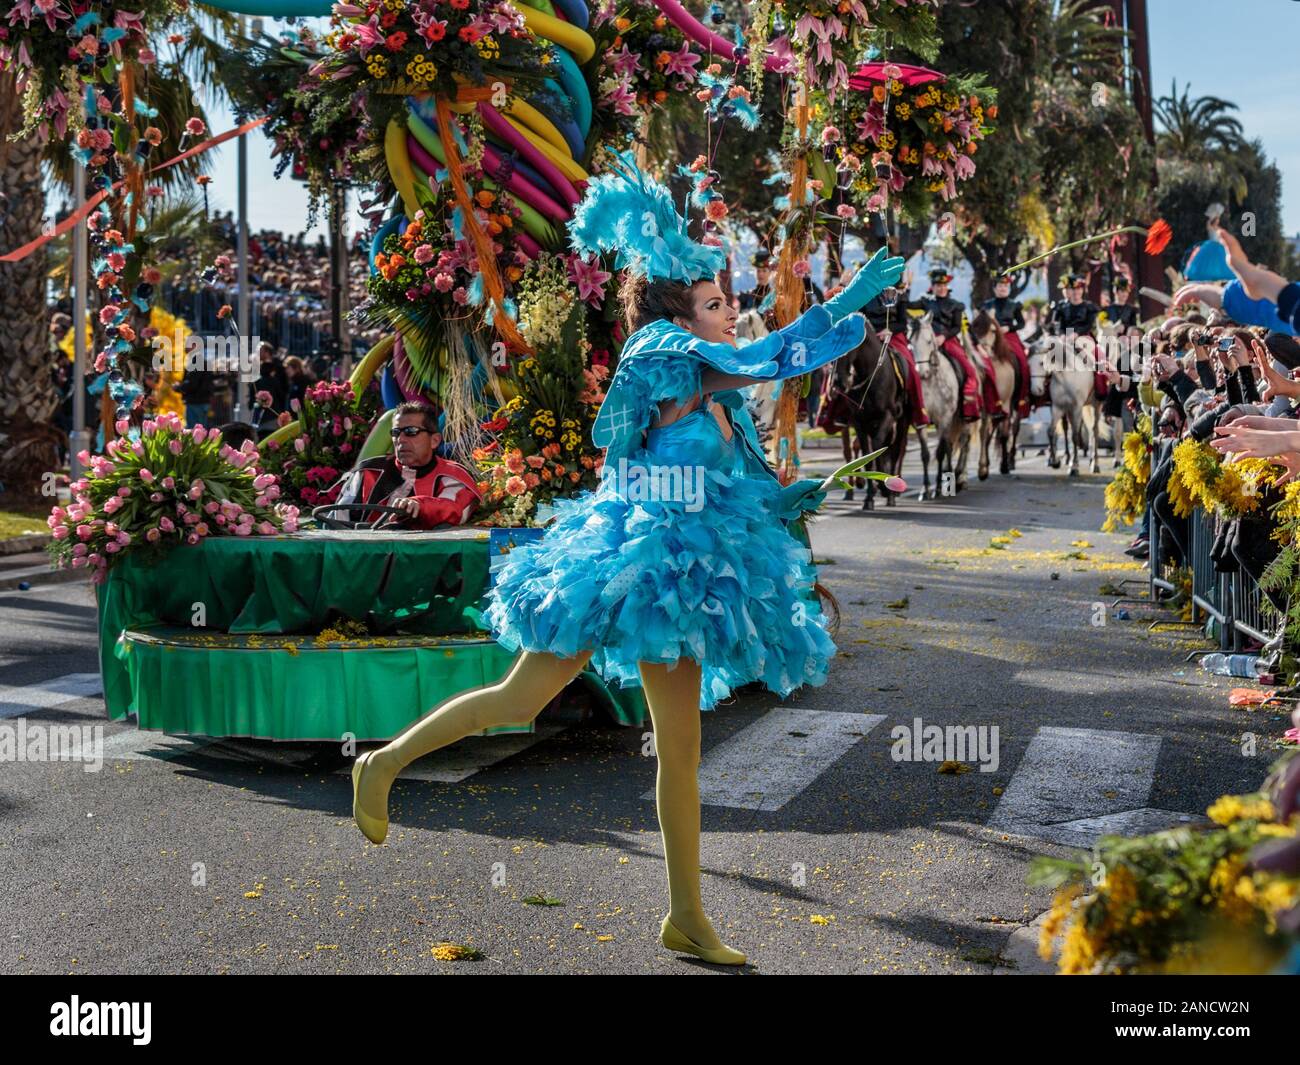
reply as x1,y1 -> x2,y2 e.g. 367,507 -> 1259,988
1206,793 -> 1275,826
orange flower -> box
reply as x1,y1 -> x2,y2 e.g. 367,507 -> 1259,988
872,85 -> 886,103
506,266 -> 523,282
1145,219 -> 1173,255
987,105 -> 998,119
475,190 -> 496,208
614,16 -> 631,31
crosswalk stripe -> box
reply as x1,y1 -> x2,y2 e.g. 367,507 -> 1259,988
98,729 -> 214,761
987,726 -> 1192,847
0,673 -> 102,719
642,708 -> 886,811
331,723 -> 570,783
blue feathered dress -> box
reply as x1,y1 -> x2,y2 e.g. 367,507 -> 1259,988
483,308 -> 865,710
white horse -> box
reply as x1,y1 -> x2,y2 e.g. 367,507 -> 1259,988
1027,334 -> 1100,476
910,312 -> 970,498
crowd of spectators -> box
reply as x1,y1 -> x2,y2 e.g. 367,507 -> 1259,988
1109,226 -> 1300,677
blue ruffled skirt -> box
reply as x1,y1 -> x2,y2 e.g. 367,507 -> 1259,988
483,413 -> 836,710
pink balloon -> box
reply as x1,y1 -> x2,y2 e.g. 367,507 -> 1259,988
653,0 -> 783,71
481,142 -> 572,222
477,104 -> 582,208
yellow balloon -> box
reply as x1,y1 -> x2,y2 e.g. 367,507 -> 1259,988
511,0 -> 595,63
384,118 -> 422,220
505,116 -> 588,182
506,98 -> 570,156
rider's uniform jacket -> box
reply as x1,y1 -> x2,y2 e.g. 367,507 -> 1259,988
918,293 -> 966,340
981,295 -> 1025,332
1106,302 -> 1139,329
351,455 -> 481,528
863,291 -> 912,333
1047,298 -> 1100,335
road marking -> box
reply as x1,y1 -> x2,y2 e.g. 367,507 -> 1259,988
98,729 -> 215,762
986,726 -> 1192,846
332,724 -> 569,783
0,673 -> 102,719
642,708 -> 886,811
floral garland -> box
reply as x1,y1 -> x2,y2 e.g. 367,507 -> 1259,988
259,380 -> 380,509
472,258 -> 607,526
1031,753 -> 1300,975
1102,414 -> 1151,533
1170,438 -> 1281,520
47,413 -> 297,583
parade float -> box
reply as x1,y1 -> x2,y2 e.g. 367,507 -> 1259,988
22,0 -> 989,742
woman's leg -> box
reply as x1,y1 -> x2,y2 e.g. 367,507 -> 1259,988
355,649 -> 593,824
638,657 -> 730,950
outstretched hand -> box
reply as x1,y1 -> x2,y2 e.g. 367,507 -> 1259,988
824,246 -> 907,323
774,478 -> 827,520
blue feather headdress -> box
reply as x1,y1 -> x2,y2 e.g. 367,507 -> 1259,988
568,149 -> 726,284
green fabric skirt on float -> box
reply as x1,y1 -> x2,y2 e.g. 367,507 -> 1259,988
96,529 -> 646,740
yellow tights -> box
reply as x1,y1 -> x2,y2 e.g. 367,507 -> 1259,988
355,651 -> 727,950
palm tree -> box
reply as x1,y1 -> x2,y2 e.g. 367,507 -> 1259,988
0,6 -> 238,500
1154,80 -> 1250,199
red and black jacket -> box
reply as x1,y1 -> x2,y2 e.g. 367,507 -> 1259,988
347,455 -> 482,528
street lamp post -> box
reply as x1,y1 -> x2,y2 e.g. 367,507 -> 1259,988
69,161 -> 88,481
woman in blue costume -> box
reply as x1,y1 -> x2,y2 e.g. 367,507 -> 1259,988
352,152 -> 904,964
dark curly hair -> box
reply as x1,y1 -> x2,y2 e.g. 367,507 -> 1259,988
619,272 -> 702,333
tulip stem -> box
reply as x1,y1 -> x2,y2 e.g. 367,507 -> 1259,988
1004,226 -> 1147,276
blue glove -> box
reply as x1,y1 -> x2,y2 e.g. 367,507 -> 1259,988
772,478 -> 827,520
823,245 -> 907,324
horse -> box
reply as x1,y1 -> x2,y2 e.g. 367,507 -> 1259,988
968,311 -> 1022,478
1027,334 -> 1101,476
827,327 -> 912,510
910,312 -> 969,499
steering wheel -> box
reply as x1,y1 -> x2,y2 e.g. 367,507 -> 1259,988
310,503 -> 413,531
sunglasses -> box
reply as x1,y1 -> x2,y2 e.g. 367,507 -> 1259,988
390,425 -> 433,438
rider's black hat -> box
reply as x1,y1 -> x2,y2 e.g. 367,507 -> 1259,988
929,267 -> 954,286
993,270 -> 1014,285
1060,271 -> 1086,288
1113,275 -> 1132,290
752,247 -> 772,268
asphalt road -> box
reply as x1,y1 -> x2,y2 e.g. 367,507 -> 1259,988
0,434 -> 1286,975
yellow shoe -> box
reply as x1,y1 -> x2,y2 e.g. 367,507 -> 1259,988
351,751 -> 389,845
660,914 -> 746,965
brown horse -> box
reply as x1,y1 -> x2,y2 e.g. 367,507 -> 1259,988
820,328 -> 912,511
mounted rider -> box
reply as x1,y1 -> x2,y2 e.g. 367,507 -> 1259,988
919,266 -> 994,422
1104,274 -> 1140,330
980,270 -> 1032,417
1045,270 -> 1106,398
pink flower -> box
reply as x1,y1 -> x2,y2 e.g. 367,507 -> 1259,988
257,521 -> 275,535
146,527 -> 161,543
139,468 -> 154,483
116,486 -> 131,498
792,260 -> 812,278
835,204 -> 857,220
52,525 -> 69,540
150,493 -> 163,503
433,272 -> 455,292
195,522 -> 209,537
159,517 -> 175,533
162,476 -> 175,489
566,254 -> 612,307
414,244 -> 434,264
105,541 -> 120,554
169,438 -> 183,455
662,42 -> 701,82
185,117 -> 206,136
504,475 -> 527,497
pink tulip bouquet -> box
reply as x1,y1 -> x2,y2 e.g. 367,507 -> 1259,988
47,413 -> 299,583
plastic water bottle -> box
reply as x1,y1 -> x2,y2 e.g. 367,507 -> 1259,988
1200,653 -> 1259,677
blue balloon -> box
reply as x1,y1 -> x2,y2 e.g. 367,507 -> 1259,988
379,363 -> 403,410
1182,239 -> 1234,282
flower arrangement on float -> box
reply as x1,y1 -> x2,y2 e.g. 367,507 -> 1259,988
259,381 -> 381,509
312,0 -> 552,133
219,25 -> 373,227
47,414 -> 298,583
589,0 -> 701,139
1031,753 -> 1300,975
472,258 -> 608,526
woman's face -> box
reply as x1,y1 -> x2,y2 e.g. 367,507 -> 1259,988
676,280 -> 738,347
